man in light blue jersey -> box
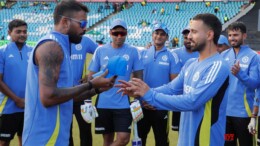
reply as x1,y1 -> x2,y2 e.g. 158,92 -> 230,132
88,18 -> 144,146
138,23 -> 181,146
116,13 -> 229,146
69,36 -> 98,146
171,26 -> 199,131
0,19 -> 32,146
22,1 -> 116,146
222,22 -> 260,146
171,27 -> 199,68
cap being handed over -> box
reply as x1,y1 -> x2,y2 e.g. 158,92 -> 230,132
92,56 -> 127,78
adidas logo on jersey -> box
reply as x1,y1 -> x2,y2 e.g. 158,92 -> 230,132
8,54 -> 14,58
164,115 -> 168,119
104,56 -> 109,60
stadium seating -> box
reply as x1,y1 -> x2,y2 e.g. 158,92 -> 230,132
88,1 -> 245,46
0,1 -> 246,47
0,2 -> 113,42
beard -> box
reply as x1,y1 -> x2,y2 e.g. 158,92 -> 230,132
184,43 -> 191,51
68,33 -> 82,44
15,41 -> 25,46
67,28 -> 85,44
186,46 -> 192,51
230,39 -> 243,48
191,40 -> 206,52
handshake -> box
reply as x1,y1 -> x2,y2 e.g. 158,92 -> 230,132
81,100 -> 98,123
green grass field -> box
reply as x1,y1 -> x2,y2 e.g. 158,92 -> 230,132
10,114 -> 178,146
72,114 -> 178,146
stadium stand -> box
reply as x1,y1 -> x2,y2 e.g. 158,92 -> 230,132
88,1 -> 246,46
0,1 -> 249,47
0,1 -> 113,42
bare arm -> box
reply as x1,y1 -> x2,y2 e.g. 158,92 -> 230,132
36,42 -> 114,107
0,74 -> 24,108
73,88 -> 97,102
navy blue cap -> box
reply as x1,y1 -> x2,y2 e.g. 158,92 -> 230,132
182,26 -> 190,34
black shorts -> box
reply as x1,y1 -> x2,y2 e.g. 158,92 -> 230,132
0,112 -> 24,141
225,116 -> 252,146
137,109 -> 169,146
95,108 -> 132,134
171,111 -> 180,131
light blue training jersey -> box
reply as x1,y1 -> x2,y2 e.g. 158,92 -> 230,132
0,42 -> 32,114
142,53 -> 229,146
253,56 -> 260,115
171,46 -> 199,68
71,36 -> 97,86
23,31 -> 73,146
142,46 -> 181,88
221,45 -> 260,117
88,43 -> 144,109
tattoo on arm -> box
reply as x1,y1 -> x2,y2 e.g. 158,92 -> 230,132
37,41 -> 64,88
36,41 -> 94,106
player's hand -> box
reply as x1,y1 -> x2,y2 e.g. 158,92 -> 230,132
115,80 -> 137,97
248,117 -> 256,134
90,70 -> 117,89
231,60 -> 240,76
15,97 -> 25,108
79,75 -> 89,84
115,78 -> 150,97
95,88 -> 108,94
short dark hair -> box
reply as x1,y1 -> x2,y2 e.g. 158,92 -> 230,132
192,13 -> 222,45
53,0 -> 89,25
8,19 -> 27,31
226,21 -> 246,34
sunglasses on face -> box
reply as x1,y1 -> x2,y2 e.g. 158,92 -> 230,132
111,31 -> 127,37
60,15 -> 87,29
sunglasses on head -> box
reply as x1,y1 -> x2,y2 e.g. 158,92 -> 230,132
111,31 -> 127,37
60,15 -> 87,29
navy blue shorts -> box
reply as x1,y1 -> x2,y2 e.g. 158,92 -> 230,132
95,108 -> 132,134
0,112 -> 24,141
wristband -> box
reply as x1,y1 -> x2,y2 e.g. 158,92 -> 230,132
95,88 -> 101,94
87,81 -> 93,90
